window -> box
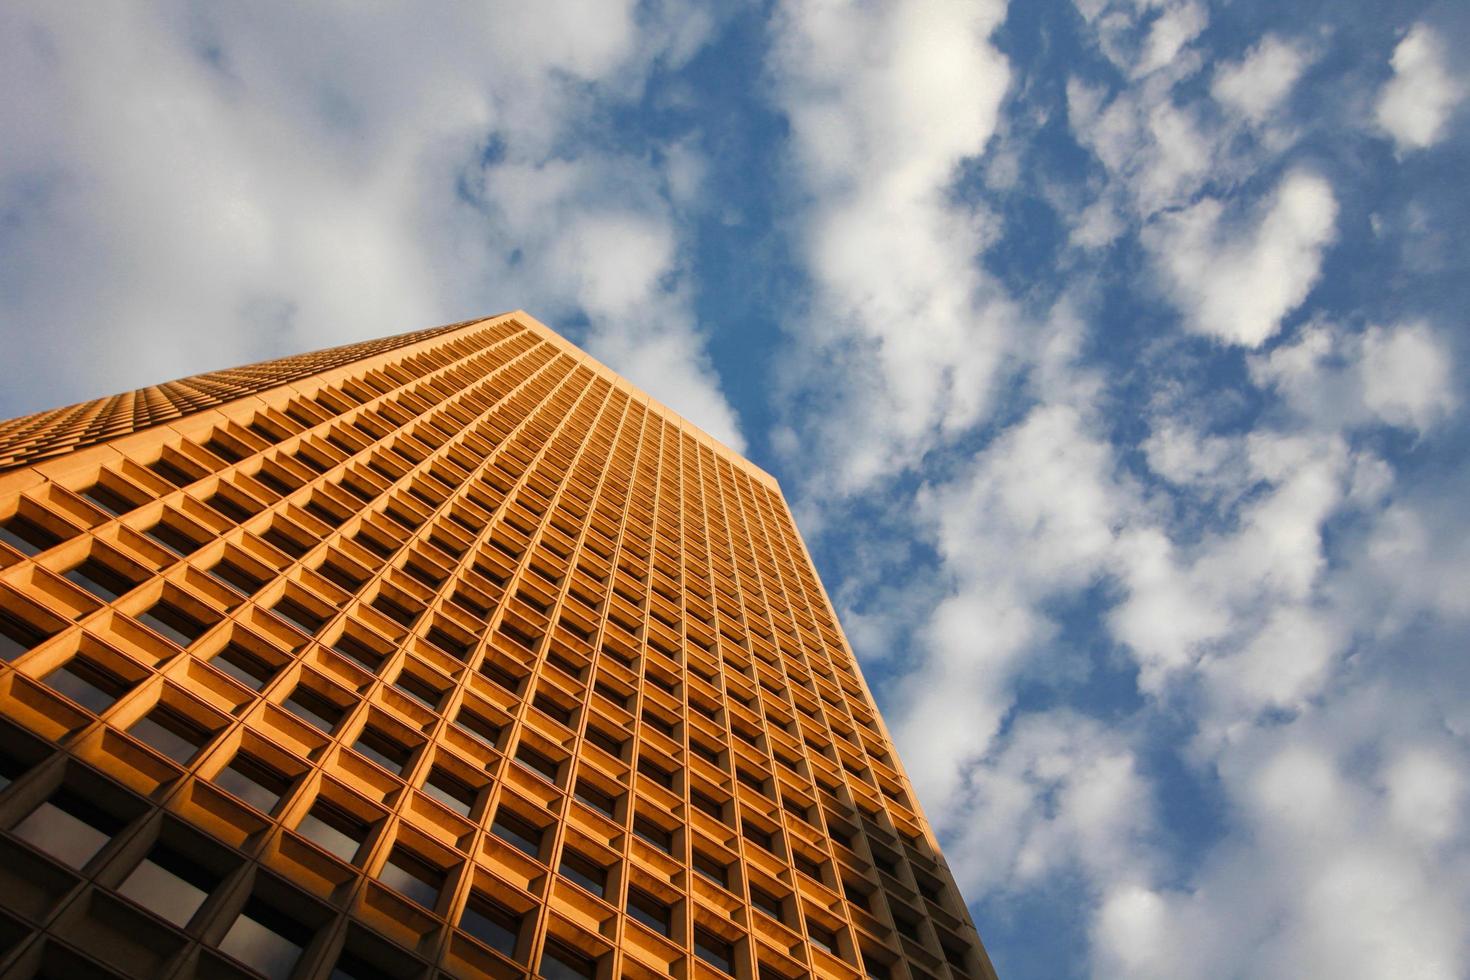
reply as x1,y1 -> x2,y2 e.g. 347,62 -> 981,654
0,608 -> 55,662
583,726 -> 624,758
129,705 -> 214,763
559,850 -> 607,898
638,757 -> 674,790
453,705 -> 502,747
43,657 -> 134,713
211,642 -> 280,690
806,920 -> 838,956
573,780 -> 617,818
422,767 -> 477,817
741,821 -> 775,853
692,850 -> 730,889
206,557 -> 269,598
353,728 -> 412,776
272,595 -> 327,637
538,941 -> 598,980
138,599 -> 212,647
632,816 -> 672,854
118,843 -> 218,927
378,846 -> 444,909
332,630 -> 386,673
297,801 -> 369,863
490,810 -> 544,859
460,893 -> 523,958
533,692 -> 574,726
64,555 -> 141,601
142,516 -> 205,557
12,789 -> 125,867
0,514 -> 61,555
218,897 -> 313,980
626,888 -> 671,936
393,670 -> 445,710
749,886 -> 784,922
694,928 -> 735,976
283,684 -> 346,733
215,753 -> 291,813
515,745 -> 559,782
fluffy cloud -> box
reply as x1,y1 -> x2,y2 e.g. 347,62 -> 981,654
1375,24 -> 1464,152
1145,170 -> 1338,346
0,1 -> 744,448
768,0 -> 1014,490
1211,35 -> 1311,122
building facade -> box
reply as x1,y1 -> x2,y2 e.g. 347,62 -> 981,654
0,313 -> 997,980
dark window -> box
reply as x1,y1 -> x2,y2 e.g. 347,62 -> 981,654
0,610 -> 54,662
692,850 -> 730,889
750,886 -> 784,921
425,625 -> 471,661
515,745 -> 559,782
206,558 -> 269,597
317,559 -> 365,593
64,556 -> 139,601
741,822 -> 775,853
211,643 -> 278,690
806,920 -> 838,955
143,518 -> 204,556
794,852 -> 823,881
490,810 -> 543,859
118,843 -> 218,927
573,780 -> 616,818
272,596 -> 326,636
283,685 -> 346,732
626,888 -> 671,936
393,671 -> 444,710
694,928 -> 735,976
215,753 -> 290,813
559,851 -> 607,898
138,600 -> 211,647
378,847 -> 444,909
12,789 -> 125,867
298,801 -> 369,863
480,659 -> 522,692
691,790 -> 723,819
0,515 -> 61,555
130,705 -> 213,763
459,893 -> 522,958
632,816 -> 673,854
422,768 -> 477,817
539,941 -> 597,980
690,739 -> 721,766
583,726 -> 624,758
43,657 -> 133,713
79,481 -> 139,516
533,692 -> 574,726
354,728 -> 412,776
453,705 -> 502,746
638,758 -> 674,790
332,631 -> 386,672
218,897 -> 313,980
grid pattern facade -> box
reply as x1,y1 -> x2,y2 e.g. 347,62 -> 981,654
0,313 -> 997,980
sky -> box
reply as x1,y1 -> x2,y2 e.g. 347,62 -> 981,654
2,1 -> 1468,977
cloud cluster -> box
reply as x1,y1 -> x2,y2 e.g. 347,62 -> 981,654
0,1 -> 743,448
1375,24 -> 1465,153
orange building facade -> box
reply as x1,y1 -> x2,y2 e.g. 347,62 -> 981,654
0,313 -> 997,980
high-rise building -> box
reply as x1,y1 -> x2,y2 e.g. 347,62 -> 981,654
0,313 -> 997,980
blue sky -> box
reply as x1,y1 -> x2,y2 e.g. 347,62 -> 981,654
3,2 -> 1468,977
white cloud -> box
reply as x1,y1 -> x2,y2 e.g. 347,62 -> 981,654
1211,35 -> 1311,122
1145,170 -> 1337,346
768,0 -> 1014,490
1375,24 -> 1464,152
0,1 -> 744,449
1360,321 -> 1457,433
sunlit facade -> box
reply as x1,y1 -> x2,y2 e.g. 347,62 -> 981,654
0,312 -> 997,979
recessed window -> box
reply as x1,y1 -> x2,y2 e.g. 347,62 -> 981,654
691,790 -> 723,820
353,727 -> 412,776
218,897 -> 313,980
741,821 -> 775,854
422,767 -> 477,817
490,810 -> 543,859
583,726 -> 624,758
573,780 -> 617,818
559,850 -> 607,898
515,745 -> 559,782
460,892 -> 523,958
64,555 -> 141,602
632,816 -> 673,854
378,846 -> 444,909
44,655 -> 135,713
453,705 -> 502,747
694,928 -> 735,976
626,888 -> 671,936
750,886 -> 784,921
332,629 -> 386,673
538,941 -> 598,980
297,800 -> 369,863
806,920 -> 838,956
638,757 -> 674,790
129,705 -> 214,763
214,752 -> 291,813
533,692 -> 574,726
211,642 -> 280,690
118,843 -> 219,927
0,514 -> 62,556
205,557 -> 269,597
12,790 -> 125,868
0,609 -> 54,662
142,516 -> 205,556
138,599 -> 212,647
283,684 -> 346,733
79,480 -> 140,516
393,670 -> 445,710
272,595 -> 327,637
692,850 -> 730,889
